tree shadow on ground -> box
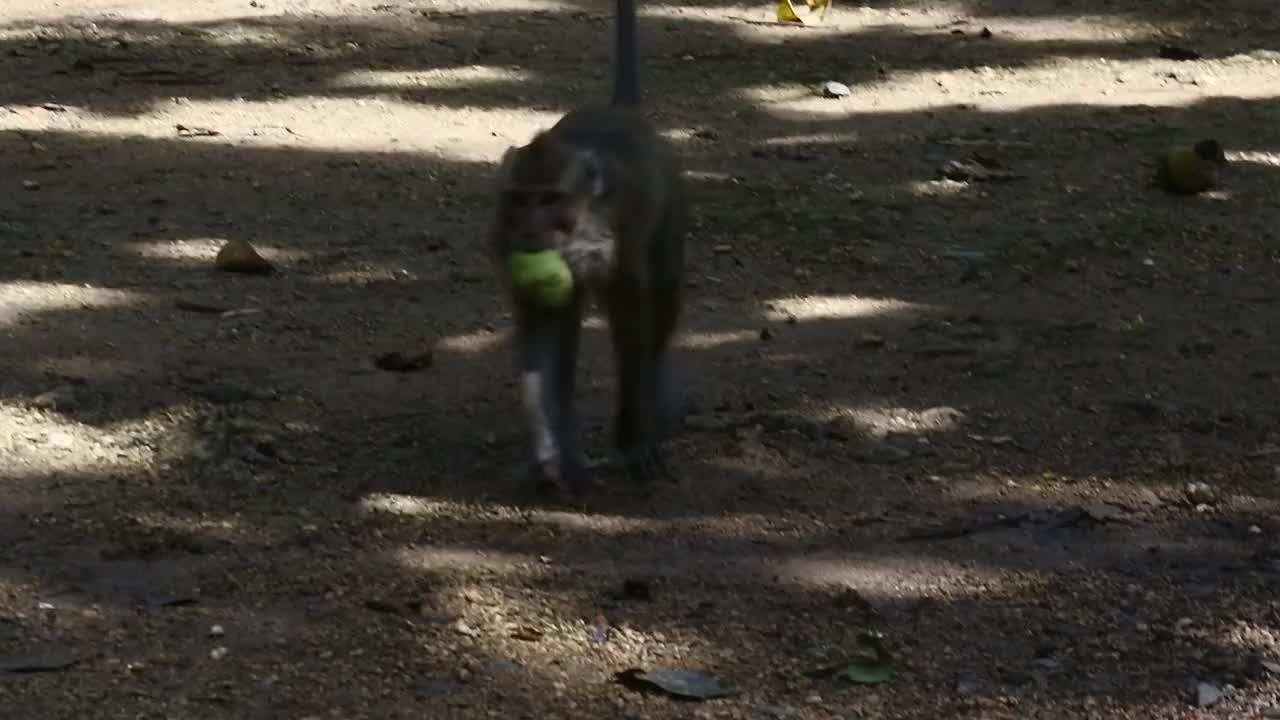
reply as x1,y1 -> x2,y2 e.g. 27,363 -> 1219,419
2,3 -> 1280,714
2,470 -> 1278,717
2,93 -> 1279,513
1,5 -> 1270,120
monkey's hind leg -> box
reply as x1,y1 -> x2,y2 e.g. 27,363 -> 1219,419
517,299 -> 592,497
607,283 -> 676,484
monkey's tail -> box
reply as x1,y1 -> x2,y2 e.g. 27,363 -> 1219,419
611,0 -> 641,106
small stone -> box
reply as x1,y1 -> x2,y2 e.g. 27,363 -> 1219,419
209,624 -> 225,637
859,445 -> 913,464
1135,487 -> 1163,508
858,332 -> 885,348
756,705 -> 794,720
215,239 -> 275,275
485,660 -> 519,676
822,81 -> 851,98
30,386 -> 78,411
1195,681 -> 1221,707
209,646 -> 229,660
1185,481 -> 1214,503
22,179 -> 40,191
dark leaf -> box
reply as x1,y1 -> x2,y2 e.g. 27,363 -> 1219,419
1,650 -> 79,673
840,633 -> 896,686
146,593 -> 199,608
374,351 -> 434,372
615,668 -> 731,700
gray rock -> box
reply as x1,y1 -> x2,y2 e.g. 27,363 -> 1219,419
822,81 -> 851,98
1196,681 -> 1222,707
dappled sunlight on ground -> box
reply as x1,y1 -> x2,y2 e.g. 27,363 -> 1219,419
761,294 -> 936,323
825,403 -> 968,437
328,67 -> 537,92
743,50 -> 1280,119
435,326 -> 508,356
1229,149 -> 1280,167
124,237 -> 314,267
126,508 -> 272,544
0,0 -> 578,25
0,405 -> 160,517
775,553 -> 1040,598
0,100 -> 544,158
0,281 -> 146,330
3,0 -> 1280,716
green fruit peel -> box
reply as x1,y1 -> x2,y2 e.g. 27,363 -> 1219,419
506,251 -> 575,307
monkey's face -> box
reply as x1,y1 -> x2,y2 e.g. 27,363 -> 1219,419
497,187 -> 591,255
494,138 -> 606,258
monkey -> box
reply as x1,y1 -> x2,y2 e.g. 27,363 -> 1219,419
489,0 -> 688,496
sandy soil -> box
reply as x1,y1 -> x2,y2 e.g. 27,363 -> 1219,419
2,0 -> 1280,718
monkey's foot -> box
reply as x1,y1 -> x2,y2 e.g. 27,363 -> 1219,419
526,456 -> 595,498
620,445 -> 674,484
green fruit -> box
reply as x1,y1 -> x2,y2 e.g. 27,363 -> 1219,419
506,251 -> 574,307
1158,142 -> 1222,194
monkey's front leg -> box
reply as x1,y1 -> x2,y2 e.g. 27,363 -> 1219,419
517,300 -> 591,496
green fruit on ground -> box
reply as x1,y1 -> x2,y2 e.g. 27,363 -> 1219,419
506,251 -> 574,306
1158,139 -> 1225,195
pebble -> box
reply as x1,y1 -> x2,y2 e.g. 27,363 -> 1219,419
30,386 -> 78,411
1136,487 -> 1163,508
822,81 -> 851,98
756,704 -> 794,720
859,332 -> 885,348
1185,481 -> 1215,503
1196,681 -> 1222,707
485,660 -> 520,676
858,445 -> 913,464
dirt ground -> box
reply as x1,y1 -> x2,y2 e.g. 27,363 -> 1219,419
2,0 -> 1280,717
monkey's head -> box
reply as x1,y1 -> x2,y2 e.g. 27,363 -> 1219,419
493,132 -> 606,257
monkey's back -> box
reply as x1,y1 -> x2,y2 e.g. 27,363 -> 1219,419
548,104 -> 684,228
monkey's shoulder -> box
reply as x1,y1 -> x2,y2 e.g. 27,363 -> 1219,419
549,105 -> 669,157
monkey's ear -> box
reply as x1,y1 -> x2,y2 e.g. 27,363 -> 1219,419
496,146 -> 520,183
563,149 -> 606,199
